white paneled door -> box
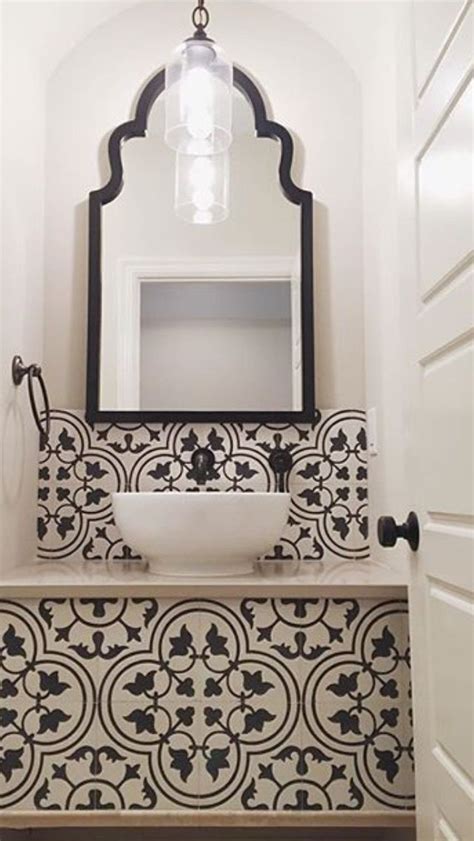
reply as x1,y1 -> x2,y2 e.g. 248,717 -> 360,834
398,2 -> 474,839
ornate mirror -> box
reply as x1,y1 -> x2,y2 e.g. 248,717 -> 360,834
86,67 -> 315,423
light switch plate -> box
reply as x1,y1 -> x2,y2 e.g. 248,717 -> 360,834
367,407 -> 378,456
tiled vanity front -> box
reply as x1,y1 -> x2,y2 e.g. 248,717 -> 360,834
0,593 -> 414,816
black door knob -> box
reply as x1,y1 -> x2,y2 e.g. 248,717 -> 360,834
377,511 -> 420,551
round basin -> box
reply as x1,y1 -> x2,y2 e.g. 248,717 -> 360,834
112,491 -> 290,577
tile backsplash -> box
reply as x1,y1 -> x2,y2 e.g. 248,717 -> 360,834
37,410 -> 369,563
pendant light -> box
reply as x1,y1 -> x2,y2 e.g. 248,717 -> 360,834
175,151 -> 229,224
165,0 -> 233,156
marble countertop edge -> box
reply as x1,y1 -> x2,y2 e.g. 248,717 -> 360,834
0,558 -> 408,598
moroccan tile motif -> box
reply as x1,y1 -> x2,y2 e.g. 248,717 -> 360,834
0,598 -> 414,812
37,410 -> 368,563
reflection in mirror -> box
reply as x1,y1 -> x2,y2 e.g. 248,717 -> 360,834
139,280 -> 296,411
100,87 -> 301,412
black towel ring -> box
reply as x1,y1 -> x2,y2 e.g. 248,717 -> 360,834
12,355 -> 51,447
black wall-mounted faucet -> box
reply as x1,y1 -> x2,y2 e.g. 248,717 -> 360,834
188,447 -> 217,486
268,433 -> 294,493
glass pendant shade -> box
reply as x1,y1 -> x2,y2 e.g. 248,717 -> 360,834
165,37 -> 233,155
175,152 -> 229,224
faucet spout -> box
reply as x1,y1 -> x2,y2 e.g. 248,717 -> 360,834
268,434 -> 293,493
190,447 -> 216,486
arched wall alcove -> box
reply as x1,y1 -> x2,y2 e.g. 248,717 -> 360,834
43,0 -> 365,411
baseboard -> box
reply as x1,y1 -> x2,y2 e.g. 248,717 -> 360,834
0,809 -> 416,830
0,826 -> 417,841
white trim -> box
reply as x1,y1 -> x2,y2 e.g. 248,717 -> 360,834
120,255 -> 295,280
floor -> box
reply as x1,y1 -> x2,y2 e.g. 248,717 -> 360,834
0,829 -> 416,841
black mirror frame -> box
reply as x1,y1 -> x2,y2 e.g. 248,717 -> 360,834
86,65 -> 316,424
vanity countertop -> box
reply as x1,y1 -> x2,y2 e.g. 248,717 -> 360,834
0,558 -> 407,598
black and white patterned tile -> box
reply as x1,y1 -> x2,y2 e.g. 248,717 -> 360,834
0,601 -> 97,810
37,410 -> 368,564
0,598 -> 414,812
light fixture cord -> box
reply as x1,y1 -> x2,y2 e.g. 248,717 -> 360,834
192,0 -> 210,34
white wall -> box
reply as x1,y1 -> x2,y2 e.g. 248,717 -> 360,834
359,3 -> 410,576
0,6 -> 46,573
43,0 -> 365,410
0,1 -> 135,572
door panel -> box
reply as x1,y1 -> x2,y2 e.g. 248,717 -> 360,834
436,814 -> 460,841
421,342 -> 473,515
414,0 -> 465,93
424,524 -> 473,592
432,748 -> 473,840
415,3 -> 473,147
430,586 -> 474,778
418,77 -> 473,295
418,269 -> 473,362
404,1 -> 474,838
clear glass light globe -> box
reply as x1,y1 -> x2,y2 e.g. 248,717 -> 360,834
165,37 -> 233,156
175,151 -> 229,224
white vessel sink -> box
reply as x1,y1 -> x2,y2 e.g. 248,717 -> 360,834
112,492 -> 290,577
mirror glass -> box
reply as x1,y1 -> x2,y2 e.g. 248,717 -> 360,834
100,87 -> 301,412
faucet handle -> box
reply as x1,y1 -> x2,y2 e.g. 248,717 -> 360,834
268,434 -> 293,492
